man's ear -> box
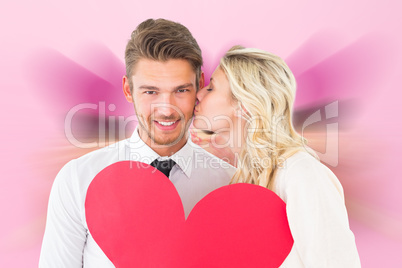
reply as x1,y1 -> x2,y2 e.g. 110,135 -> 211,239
199,71 -> 205,89
123,75 -> 133,103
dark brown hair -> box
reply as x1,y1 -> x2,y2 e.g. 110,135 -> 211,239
125,18 -> 203,91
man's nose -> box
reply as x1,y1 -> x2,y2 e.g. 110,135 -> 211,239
155,93 -> 176,116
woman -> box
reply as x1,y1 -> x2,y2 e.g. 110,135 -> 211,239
192,46 -> 361,267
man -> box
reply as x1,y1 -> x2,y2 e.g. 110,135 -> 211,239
39,19 -> 235,267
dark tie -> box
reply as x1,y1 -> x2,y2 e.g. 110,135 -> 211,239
150,159 -> 176,178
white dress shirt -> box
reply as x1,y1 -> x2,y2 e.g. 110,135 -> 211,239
39,128 -> 236,267
276,152 -> 361,267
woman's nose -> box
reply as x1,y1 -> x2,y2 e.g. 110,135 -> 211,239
196,86 -> 208,102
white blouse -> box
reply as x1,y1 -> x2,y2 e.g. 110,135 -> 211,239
274,152 -> 361,267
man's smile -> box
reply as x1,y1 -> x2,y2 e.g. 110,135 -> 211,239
154,119 -> 181,130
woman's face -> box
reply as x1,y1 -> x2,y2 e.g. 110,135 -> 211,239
193,67 -> 238,134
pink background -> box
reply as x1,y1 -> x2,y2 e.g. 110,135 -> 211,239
1,0 -> 401,267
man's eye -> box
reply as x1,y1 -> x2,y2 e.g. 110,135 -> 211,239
177,89 -> 189,93
145,91 -> 157,95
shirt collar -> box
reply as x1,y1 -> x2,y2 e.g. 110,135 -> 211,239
128,127 -> 193,178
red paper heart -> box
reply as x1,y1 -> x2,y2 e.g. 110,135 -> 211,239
85,161 -> 293,267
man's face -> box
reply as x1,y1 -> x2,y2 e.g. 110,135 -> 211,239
123,58 -> 198,150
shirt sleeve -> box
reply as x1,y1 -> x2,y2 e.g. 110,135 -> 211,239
281,157 -> 361,267
39,160 -> 87,268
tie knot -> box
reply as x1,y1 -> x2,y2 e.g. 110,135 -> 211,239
150,159 -> 176,178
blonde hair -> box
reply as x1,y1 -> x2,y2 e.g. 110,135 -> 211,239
220,46 -> 306,190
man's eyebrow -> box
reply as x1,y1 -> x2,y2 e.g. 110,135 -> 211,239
138,83 -> 194,91
138,85 -> 160,90
174,83 -> 194,90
